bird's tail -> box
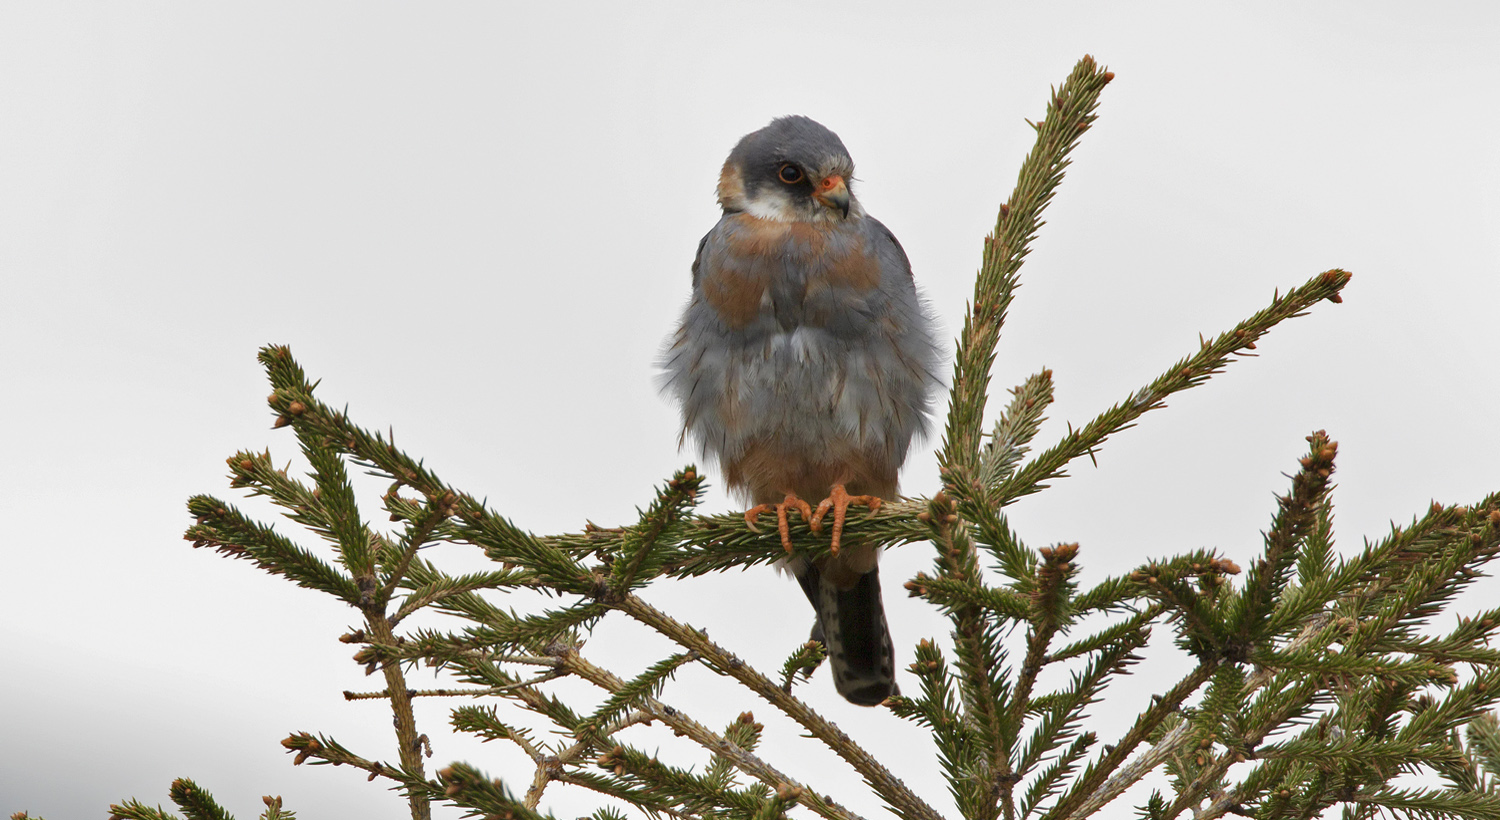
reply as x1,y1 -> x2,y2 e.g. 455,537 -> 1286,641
800,564 -> 897,706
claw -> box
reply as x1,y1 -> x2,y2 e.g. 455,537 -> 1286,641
743,507 -> 766,534
809,484 -> 883,555
744,494 -> 814,553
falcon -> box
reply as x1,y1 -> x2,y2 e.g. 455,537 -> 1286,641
663,116 -> 939,705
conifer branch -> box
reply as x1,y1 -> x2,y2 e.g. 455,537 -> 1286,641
1466,713 -> 1500,786
1353,788 -> 1500,820
362,601 -> 432,820
1047,661 -> 1219,819
1231,431 -> 1339,653
107,778 -> 243,820
435,763 -> 552,820
941,56 -> 1114,475
1044,606 -> 1160,664
608,469 -> 703,595
280,731 -> 417,789
779,640 -> 827,692
376,490 -> 457,607
926,491 -> 1013,820
344,685 -> 553,700
1016,630 -> 1143,779
555,647 -> 867,820
614,593 -> 942,820
185,495 -> 361,604
978,370 -> 1055,489
525,709 -> 658,810
390,564 -> 536,626
888,639 -> 974,804
993,268 -> 1351,508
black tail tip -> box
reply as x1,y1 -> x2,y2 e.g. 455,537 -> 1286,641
837,676 -> 898,706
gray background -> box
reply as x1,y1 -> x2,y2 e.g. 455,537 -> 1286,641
3,3 -> 1498,818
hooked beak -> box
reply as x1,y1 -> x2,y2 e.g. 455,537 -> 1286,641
813,175 -> 851,218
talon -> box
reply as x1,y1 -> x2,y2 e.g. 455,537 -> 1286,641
809,484 -> 882,554
776,495 -> 814,554
744,495 -> 813,554
744,505 -> 770,534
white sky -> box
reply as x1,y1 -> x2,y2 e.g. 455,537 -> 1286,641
3,3 -> 1499,818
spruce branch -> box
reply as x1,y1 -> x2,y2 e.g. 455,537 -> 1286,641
185,495 -> 361,604
779,640 -> 828,692
591,742 -> 776,819
376,489 -> 458,608
992,268 -> 1351,509
107,779 -> 246,820
979,370 -> 1055,489
435,762 -> 553,820
580,651 -> 697,736
530,710 -> 660,811
1179,495 -> 1500,819
450,705 -> 542,755
1230,431 -> 1340,653
1016,630 -> 1144,781
607,469 -> 703,595
889,638 -> 975,804
614,593 -> 943,820
163,779 -> 233,820
903,571 -> 1032,621
1044,607 -> 1160,665
257,796 -> 294,820
553,646 -> 867,820
926,491 -> 1014,820
343,685 -> 552,701
279,731 -> 416,788
1467,712 -> 1500,785
940,55 -> 1114,475
709,712 -> 768,788
1047,662 -> 1220,819
362,605 -> 433,820
1351,787 -> 1500,820
390,564 -> 537,626
107,804 -> 179,820
1018,733 -> 1096,819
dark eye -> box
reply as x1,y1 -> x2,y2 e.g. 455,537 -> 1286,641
777,164 -> 803,184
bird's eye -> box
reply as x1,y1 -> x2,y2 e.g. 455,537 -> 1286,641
777,164 -> 804,184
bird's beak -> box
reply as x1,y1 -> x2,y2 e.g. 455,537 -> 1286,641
814,175 -> 851,218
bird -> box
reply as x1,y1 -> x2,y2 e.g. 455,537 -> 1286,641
662,116 -> 939,705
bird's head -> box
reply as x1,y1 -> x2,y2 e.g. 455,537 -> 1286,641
717,115 -> 860,223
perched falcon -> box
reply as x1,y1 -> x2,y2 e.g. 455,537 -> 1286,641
663,116 -> 939,705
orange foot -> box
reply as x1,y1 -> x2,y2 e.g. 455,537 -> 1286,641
744,493 -> 815,554
809,484 -> 883,554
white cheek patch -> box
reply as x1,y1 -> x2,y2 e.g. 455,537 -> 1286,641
741,179 -> 862,224
742,190 -> 798,222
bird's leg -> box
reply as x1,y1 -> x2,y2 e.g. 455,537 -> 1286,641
743,493 -> 815,553
809,484 -> 883,555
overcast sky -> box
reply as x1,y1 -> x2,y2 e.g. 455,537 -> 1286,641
4,3 -> 1499,818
